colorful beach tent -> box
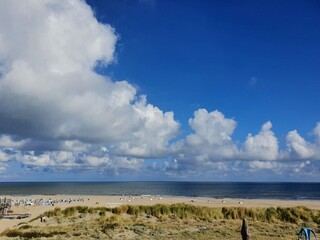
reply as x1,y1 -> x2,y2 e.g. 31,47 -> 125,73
298,228 -> 317,240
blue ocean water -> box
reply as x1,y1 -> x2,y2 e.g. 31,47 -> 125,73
0,182 -> 319,200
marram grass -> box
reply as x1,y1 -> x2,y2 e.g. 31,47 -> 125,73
1,204 -> 319,240
39,204 -> 320,224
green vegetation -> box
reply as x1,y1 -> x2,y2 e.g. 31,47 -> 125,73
39,204 -> 320,224
1,204 -> 319,239
1,229 -> 66,238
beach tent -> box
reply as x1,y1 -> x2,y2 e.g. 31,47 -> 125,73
298,228 -> 317,240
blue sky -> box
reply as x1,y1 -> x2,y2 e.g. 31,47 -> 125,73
87,0 -> 320,142
0,0 -> 319,181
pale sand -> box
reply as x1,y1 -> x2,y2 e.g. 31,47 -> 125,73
1,195 -> 319,233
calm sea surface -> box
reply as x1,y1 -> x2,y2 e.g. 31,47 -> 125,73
0,182 -> 319,200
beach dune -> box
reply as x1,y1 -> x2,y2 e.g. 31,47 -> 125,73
1,194 -> 320,233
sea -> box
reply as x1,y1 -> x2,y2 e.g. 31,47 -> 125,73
0,182 -> 320,200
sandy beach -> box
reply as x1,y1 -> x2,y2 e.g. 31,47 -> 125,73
1,194 -> 320,233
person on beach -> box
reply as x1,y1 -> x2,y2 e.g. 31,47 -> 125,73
40,216 -> 46,223
241,218 -> 250,240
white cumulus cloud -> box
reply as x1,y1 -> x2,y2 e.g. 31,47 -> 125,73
242,121 -> 279,161
174,109 -> 238,168
0,135 -> 29,148
0,150 -> 10,162
0,0 -> 180,173
286,129 -> 319,160
249,161 -> 279,170
312,122 -> 320,145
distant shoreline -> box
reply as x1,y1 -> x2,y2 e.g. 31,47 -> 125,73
1,182 -> 320,200
1,194 -> 320,201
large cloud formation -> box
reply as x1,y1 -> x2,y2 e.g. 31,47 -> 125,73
173,109 -> 238,166
0,0 -> 179,173
167,109 -> 320,179
242,121 -> 279,161
0,0 -> 319,179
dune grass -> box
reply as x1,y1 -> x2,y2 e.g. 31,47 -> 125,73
1,204 -> 319,239
39,204 -> 320,224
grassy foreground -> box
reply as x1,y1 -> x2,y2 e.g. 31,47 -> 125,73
1,204 -> 319,239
